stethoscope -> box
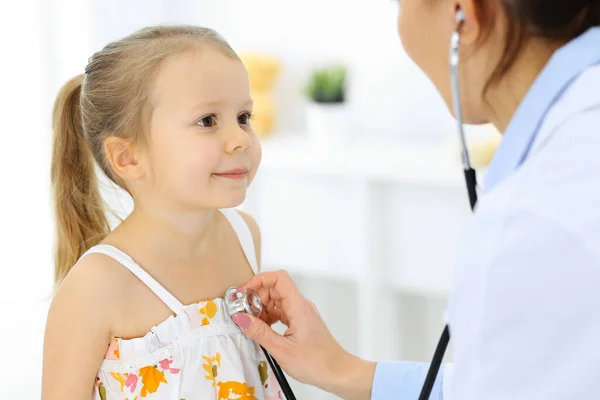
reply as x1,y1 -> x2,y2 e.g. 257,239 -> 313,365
224,286 -> 298,400
418,8 -> 479,400
223,9 -> 475,400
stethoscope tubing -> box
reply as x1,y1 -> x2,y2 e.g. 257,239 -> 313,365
418,9 -> 479,400
261,346 -> 297,400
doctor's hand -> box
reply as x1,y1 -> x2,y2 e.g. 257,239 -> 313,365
232,270 -> 376,400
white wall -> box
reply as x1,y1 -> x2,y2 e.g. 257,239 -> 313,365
209,0 -> 460,140
87,0 -> 490,142
1,1 -> 51,398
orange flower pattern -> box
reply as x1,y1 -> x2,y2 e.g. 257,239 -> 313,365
95,299 -> 283,399
104,359 -> 175,398
200,300 -> 218,326
139,365 -> 168,397
203,352 -> 222,386
217,381 -> 258,400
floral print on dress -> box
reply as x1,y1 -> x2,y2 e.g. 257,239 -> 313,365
258,361 -> 284,400
217,381 -> 258,400
105,338 -> 120,360
258,361 -> 268,386
100,358 -> 180,398
139,365 -> 168,397
200,300 -> 218,325
203,352 -> 221,386
97,380 -> 107,400
95,298 -> 283,399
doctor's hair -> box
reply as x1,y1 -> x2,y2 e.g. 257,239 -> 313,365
50,25 -> 239,290
479,0 -> 600,93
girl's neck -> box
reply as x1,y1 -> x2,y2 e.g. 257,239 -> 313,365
114,206 -> 220,263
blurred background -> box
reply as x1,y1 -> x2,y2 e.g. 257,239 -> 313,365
0,0 -> 502,398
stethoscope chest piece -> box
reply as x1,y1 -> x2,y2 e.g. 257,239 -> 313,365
224,286 -> 296,399
224,286 -> 263,322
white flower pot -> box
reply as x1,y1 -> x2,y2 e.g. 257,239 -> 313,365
306,102 -> 349,151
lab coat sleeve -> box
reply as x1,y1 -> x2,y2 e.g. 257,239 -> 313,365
449,206 -> 600,399
371,361 -> 445,399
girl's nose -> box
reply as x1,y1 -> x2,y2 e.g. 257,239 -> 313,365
225,125 -> 251,153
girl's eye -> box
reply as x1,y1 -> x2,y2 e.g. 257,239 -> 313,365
197,115 -> 216,128
238,112 -> 253,125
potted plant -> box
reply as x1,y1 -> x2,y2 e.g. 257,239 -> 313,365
304,65 -> 349,149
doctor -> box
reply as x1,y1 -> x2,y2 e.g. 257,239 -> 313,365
233,0 -> 600,399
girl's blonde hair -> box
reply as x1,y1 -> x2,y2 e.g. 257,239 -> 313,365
50,25 -> 239,289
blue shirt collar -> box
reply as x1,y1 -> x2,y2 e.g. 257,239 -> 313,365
484,27 -> 600,192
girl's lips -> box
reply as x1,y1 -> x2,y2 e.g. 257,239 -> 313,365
212,168 -> 249,179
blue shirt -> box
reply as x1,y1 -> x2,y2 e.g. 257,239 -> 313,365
371,26 -> 600,400
372,361 -> 443,399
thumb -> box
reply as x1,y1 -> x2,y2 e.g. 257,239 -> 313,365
232,312 -> 288,356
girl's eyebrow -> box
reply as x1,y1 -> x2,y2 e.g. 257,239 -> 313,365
188,99 -> 254,112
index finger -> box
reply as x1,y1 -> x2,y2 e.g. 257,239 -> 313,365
237,269 -> 302,304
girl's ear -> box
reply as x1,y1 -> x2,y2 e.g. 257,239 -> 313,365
104,136 -> 145,181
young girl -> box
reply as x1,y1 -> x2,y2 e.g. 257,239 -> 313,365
43,25 -> 284,400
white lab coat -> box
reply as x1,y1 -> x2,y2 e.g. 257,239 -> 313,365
446,63 -> 600,399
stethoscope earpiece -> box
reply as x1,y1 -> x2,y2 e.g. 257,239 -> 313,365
455,8 -> 465,25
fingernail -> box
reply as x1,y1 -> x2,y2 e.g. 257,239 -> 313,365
232,312 -> 251,329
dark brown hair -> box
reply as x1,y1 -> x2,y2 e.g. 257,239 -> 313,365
483,0 -> 600,90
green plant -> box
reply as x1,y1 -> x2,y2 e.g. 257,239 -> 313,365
304,65 -> 347,103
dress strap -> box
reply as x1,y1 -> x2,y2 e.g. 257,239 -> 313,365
81,244 -> 185,315
218,208 -> 259,274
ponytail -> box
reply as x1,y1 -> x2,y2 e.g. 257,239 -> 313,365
50,74 -> 110,289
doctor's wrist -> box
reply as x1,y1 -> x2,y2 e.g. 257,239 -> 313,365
323,352 -> 376,400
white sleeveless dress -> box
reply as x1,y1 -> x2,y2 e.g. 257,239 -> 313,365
80,208 -> 284,400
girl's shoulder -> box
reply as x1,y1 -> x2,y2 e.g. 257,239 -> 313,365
46,250 -> 133,350
68,250 -> 135,295
52,251 -> 133,323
